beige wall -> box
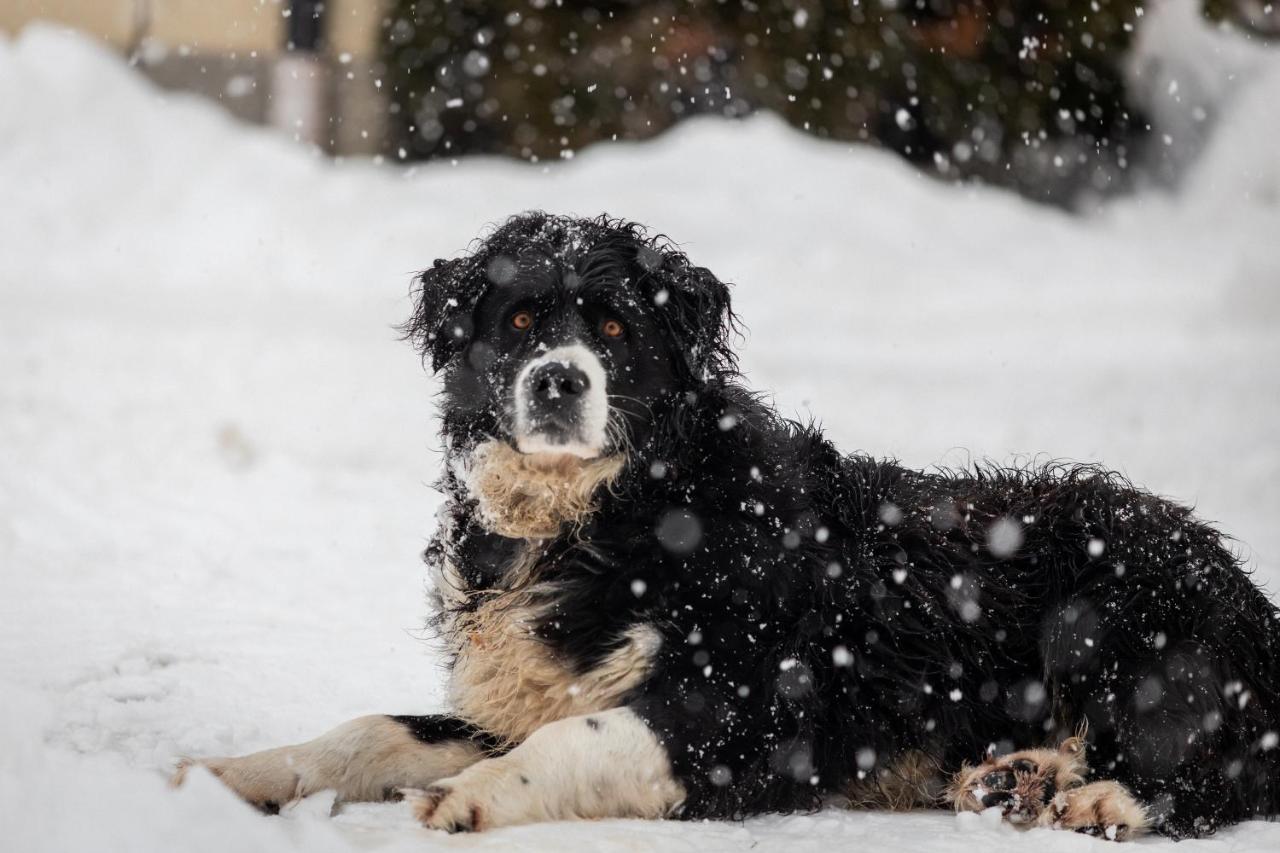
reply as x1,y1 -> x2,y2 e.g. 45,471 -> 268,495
0,0 -> 138,47
327,0 -> 382,57
0,0 -> 383,58
1,0 -> 389,155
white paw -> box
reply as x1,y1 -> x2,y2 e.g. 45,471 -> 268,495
406,758 -> 541,833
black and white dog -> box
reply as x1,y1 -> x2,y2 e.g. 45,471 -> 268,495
176,213 -> 1280,839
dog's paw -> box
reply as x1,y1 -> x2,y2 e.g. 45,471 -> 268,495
171,752 -> 300,814
949,737 -> 1089,826
949,737 -> 1147,841
405,784 -> 484,833
406,758 -> 538,833
957,756 -> 1062,824
1042,781 -> 1149,841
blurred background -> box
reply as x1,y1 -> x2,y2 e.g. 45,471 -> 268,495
2,0 -> 1277,204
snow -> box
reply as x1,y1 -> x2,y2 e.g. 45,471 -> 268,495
2,5 -> 1279,851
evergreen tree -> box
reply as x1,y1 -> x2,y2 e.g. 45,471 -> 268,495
381,0 -> 1156,202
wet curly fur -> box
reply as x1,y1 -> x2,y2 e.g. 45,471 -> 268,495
405,212 -> 1280,837
464,441 -> 624,539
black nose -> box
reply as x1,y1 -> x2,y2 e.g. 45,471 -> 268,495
529,362 -> 589,405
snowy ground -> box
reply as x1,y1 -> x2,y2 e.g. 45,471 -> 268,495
2,8 -> 1279,852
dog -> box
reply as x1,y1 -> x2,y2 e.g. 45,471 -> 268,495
174,212 -> 1280,839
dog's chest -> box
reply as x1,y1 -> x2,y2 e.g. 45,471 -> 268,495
436,529 -> 660,744
447,593 -> 660,744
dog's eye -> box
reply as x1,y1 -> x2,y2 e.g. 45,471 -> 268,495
510,311 -> 533,331
601,318 -> 625,338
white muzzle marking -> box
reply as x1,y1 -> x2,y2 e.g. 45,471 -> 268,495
513,343 -> 609,458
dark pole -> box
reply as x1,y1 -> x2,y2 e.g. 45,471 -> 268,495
270,0 -> 329,144
287,0 -> 325,53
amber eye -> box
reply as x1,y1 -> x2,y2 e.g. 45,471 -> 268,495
601,318 -> 625,338
510,310 -> 533,331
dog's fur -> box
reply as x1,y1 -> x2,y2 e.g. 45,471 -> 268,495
176,213 -> 1280,839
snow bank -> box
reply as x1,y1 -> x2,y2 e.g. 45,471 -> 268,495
1,13 -> 1278,853
1128,0 -> 1280,199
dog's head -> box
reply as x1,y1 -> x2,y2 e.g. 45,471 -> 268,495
405,213 -> 735,460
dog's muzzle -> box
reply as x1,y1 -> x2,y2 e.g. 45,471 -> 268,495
513,344 -> 608,457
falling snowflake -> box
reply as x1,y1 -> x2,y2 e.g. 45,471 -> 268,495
987,517 -> 1023,558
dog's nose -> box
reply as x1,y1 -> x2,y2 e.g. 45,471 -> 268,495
529,362 -> 589,405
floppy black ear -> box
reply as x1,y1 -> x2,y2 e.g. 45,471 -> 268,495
642,245 -> 737,380
403,256 -> 477,373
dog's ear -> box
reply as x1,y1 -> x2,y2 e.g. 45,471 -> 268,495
403,256 -> 479,373
640,244 -> 737,380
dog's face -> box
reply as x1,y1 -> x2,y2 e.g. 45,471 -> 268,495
457,249 -> 680,457
406,214 -> 735,459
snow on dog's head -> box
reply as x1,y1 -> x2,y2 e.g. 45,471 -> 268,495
404,212 -> 737,465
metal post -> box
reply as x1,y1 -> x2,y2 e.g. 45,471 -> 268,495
286,0 -> 325,52
269,0 -> 328,146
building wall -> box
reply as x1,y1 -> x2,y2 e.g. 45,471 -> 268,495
0,1 -> 388,154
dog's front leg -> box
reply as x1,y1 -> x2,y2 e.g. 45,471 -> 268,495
172,715 -> 492,811
409,707 -> 685,832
